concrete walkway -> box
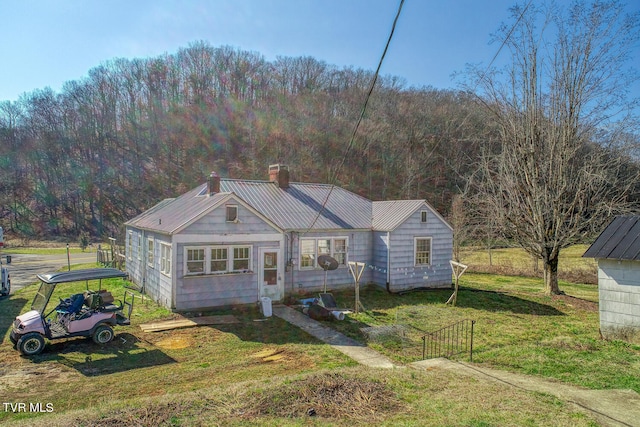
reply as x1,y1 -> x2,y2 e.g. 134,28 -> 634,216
412,358 -> 640,427
274,304 -> 640,427
272,304 -> 395,368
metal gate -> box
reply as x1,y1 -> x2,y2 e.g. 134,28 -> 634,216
422,319 -> 476,362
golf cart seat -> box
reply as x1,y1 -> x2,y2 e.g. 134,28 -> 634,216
57,293 -> 85,314
101,302 -> 123,313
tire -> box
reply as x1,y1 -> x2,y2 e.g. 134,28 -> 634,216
17,333 -> 45,356
92,324 -> 114,345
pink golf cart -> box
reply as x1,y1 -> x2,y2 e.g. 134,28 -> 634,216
10,268 -> 134,356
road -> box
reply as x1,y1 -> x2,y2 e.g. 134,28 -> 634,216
4,251 -> 99,293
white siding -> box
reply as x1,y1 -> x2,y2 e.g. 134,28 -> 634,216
598,259 -> 640,340
287,230 -> 372,295
386,205 -> 452,291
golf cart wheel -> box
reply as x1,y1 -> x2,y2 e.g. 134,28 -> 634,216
17,333 -> 45,356
92,324 -> 114,345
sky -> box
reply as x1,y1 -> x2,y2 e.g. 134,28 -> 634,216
0,0 -> 638,104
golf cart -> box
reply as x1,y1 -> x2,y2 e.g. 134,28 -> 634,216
10,268 -> 134,356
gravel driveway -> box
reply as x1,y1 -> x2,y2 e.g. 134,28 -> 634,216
4,251 -> 99,293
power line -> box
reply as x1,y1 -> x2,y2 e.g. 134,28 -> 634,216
302,0 -> 405,234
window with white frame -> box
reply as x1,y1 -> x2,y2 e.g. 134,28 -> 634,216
414,237 -> 432,266
147,238 -> 154,267
210,247 -> 228,272
186,248 -> 205,274
226,205 -> 238,222
160,243 -> 172,275
299,237 -> 348,269
128,231 -> 133,260
421,210 -> 428,223
137,234 -> 142,260
184,245 -> 252,275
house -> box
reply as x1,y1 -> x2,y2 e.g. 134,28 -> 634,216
124,164 -> 453,311
583,216 -> 640,342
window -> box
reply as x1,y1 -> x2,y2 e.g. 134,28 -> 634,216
210,247 -> 227,272
300,239 -> 315,268
421,210 -> 428,223
334,238 -> 347,265
160,243 -> 172,275
299,237 -> 348,269
147,238 -> 154,267
186,248 -> 205,274
137,234 -> 142,260
233,247 -> 250,271
226,205 -> 238,222
184,245 -> 252,275
415,237 -> 431,266
128,231 -> 133,260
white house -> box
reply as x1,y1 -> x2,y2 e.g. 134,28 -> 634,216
124,164 -> 453,311
583,216 -> 640,342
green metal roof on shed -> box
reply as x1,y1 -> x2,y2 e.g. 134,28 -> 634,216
583,216 -> 640,261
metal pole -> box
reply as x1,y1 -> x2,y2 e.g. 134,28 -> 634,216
470,320 -> 475,362
67,244 -> 71,271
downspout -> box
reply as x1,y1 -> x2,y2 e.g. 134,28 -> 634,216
386,231 -> 392,293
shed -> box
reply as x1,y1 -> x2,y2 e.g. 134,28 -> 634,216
583,215 -> 640,342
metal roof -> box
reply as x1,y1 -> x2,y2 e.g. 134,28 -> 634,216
372,200 -> 425,231
125,177 -> 450,234
125,186 -> 233,233
583,216 -> 640,260
220,180 -> 373,230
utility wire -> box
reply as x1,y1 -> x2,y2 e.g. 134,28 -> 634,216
302,0 -> 405,235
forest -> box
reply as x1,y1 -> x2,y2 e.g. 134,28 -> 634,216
0,41 -> 493,240
1,2 -> 640,259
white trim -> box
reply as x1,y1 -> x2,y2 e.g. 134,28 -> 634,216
128,231 -> 133,261
414,236 -> 432,266
298,236 -> 349,270
160,242 -> 172,276
226,204 -> 238,222
183,244 -> 253,276
147,237 -> 155,268
173,233 -> 282,244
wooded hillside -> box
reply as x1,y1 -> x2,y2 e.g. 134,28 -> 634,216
0,40 -> 636,241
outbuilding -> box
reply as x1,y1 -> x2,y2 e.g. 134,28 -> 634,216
583,215 -> 640,342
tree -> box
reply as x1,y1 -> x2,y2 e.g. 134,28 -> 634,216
468,1 -> 640,294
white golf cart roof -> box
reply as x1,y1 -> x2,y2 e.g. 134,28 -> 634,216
37,268 -> 128,284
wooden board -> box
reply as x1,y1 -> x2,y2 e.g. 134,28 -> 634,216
139,315 -> 240,332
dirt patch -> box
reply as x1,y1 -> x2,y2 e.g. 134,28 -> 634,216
154,335 -> 194,350
241,372 -> 404,421
0,361 -> 76,393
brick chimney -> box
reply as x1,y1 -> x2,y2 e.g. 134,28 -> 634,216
208,171 -> 220,195
269,164 -> 289,189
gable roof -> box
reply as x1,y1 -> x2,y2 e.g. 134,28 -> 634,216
372,200 -> 453,232
220,180 -> 372,230
125,176 -> 450,234
583,216 -> 640,260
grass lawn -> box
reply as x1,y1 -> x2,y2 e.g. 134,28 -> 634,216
0,252 -> 636,425
323,273 -> 639,393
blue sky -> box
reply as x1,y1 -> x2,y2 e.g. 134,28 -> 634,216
0,0 -> 638,103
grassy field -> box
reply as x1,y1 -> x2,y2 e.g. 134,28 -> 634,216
460,244 -> 598,284
0,249 -> 636,425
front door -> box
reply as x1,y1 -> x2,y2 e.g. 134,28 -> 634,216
259,247 -> 283,301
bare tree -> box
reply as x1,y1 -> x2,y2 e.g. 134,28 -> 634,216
468,1 -> 640,294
